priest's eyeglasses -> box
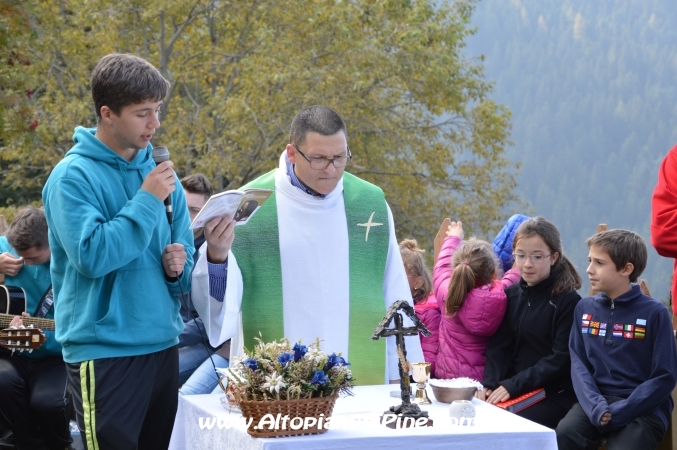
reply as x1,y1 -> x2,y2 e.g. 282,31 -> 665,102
292,144 -> 352,170
513,253 -> 552,264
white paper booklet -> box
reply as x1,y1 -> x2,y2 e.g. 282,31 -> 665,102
189,188 -> 273,229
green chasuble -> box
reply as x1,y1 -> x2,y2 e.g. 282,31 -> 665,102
233,170 -> 390,385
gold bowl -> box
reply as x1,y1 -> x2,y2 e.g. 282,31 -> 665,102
430,385 -> 477,404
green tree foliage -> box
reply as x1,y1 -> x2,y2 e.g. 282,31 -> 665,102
1,0 -> 517,250
0,1 -> 42,207
467,0 -> 677,301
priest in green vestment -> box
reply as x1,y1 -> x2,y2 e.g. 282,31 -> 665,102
191,106 -> 424,385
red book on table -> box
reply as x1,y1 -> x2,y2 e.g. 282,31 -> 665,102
496,388 -> 546,413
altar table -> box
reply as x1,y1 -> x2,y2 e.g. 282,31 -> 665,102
169,384 -> 557,450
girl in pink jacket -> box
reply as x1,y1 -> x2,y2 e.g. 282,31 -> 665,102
434,221 -> 519,381
400,239 -> 441,377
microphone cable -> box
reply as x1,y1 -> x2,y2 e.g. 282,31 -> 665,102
171,220 -> 224,390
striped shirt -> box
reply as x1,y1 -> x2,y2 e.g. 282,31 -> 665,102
286,157 -> 326,199
208,259 -> 228,301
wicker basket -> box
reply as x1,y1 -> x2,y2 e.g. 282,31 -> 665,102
237,394 -> 338,438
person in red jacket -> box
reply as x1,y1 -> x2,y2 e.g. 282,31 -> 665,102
650,143 -> 677,316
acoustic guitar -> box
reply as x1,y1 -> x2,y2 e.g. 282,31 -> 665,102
0,285 -> 26,315
0,284 -> 54,327
0,327 -> 46,352
0,285 -> 54,351
0,314 -> 55,331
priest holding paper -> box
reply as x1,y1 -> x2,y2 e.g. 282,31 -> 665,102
191,105 -> 423,385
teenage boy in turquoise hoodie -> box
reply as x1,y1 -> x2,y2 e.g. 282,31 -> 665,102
42,53 -> 194,450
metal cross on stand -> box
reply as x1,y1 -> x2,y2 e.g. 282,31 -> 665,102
372,300 -> 433,428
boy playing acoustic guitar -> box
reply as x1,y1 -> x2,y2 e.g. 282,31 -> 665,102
0,207 -> 71,449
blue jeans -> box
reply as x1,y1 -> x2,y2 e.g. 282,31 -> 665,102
179,353 -> 229,395
178,344 -> 213,386
178,319 -> 214,385
178,319 -> 209,348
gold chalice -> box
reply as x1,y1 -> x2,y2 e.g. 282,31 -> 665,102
412,362 -> 432,405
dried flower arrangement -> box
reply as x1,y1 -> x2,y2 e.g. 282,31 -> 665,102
220,337 -> 354,402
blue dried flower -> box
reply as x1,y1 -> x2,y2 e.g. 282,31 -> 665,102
310,370 -> 329,385
293,343 -> 308,362
277,352 -> 293,367
243,358 -> 258,371
326,353 -> 350,370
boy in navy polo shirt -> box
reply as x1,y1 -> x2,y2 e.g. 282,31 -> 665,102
556,229 -> 677,449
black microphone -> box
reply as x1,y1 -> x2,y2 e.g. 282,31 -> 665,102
152,146 -> 173,225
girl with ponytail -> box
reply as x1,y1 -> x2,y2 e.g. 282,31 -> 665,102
433,221 -> 520,381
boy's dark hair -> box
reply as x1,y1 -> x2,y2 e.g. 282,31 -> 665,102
180,173 -> 214,201
91,53 -> 169,120
586,229 -> 647,283
513,216 -> 582,296
289,105 -> 348,147
6,207 -> 49,251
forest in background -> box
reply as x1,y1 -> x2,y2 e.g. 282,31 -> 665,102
466,0 -> 677,302
3,0 -> 676,302
0,0 -> 517,256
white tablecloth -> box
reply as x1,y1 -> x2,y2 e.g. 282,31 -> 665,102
169,385 -> 557,450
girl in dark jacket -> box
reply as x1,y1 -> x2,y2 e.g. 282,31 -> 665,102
478,216 -> 582,429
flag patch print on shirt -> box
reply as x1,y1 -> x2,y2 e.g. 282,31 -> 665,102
581,314 -> 607,337
634,319 -> 647,338
613,323 -> 646,339
582,314 -> 644,339
612,323 -> 624,338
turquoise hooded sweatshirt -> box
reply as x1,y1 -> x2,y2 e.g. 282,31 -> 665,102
42,127 -> 194,363
0,236 -> 61,358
